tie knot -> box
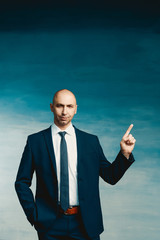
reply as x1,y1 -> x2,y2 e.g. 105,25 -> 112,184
59,131 -> 66,138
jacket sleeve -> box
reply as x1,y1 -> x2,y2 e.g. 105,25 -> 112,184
97,137 -> 135,185
15,136 -> 36,225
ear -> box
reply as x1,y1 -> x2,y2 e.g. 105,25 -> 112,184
50,103 -> 54,112
75,105 -> 78,114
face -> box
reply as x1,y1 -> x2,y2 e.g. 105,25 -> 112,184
50,91 -> 77,130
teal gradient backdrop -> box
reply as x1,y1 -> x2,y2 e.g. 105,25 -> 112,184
0,5 -> 160,240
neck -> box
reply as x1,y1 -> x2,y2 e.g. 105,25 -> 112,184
54,122 -> 71,130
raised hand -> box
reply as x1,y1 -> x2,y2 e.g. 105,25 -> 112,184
120,124 -> 136,159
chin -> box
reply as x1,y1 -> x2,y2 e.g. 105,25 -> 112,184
59,121 -> 69,126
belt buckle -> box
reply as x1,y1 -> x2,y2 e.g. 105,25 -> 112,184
64,206 -> 73,215
64,210 -> 70,215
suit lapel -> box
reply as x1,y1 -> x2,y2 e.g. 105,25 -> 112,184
42,125 -> 83,179
42,126 -> 57,177
74,126 -> 83,177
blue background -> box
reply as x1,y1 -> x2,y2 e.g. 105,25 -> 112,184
0,2 -> 160,240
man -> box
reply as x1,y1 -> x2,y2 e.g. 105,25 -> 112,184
15,89 -> 136,240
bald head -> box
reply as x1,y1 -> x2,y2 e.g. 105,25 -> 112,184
52,89 -> 77,105
50,89 -> 77,130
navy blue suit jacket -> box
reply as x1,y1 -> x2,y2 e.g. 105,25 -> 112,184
15,126 -> 135,238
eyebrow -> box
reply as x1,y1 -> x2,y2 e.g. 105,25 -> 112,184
56,103 -> 74,106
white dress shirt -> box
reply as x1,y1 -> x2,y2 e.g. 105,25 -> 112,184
51,123 -> 79,206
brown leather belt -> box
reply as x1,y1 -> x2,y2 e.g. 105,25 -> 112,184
59,206 -> 79,215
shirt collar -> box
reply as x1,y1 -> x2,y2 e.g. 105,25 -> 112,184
51,123 -> 75,136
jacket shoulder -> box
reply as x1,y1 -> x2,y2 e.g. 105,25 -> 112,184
27,126 -> 51,140
74,126 -> 98,139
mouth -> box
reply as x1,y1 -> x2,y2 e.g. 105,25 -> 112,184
60,117 -> 68,121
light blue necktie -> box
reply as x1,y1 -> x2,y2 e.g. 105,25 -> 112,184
59,131 -> 69,211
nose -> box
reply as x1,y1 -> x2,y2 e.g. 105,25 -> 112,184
62,106 -> 67,115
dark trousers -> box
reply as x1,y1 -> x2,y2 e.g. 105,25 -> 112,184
37,212 -> 100,240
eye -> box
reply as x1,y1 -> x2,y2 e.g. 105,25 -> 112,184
56,104 -> 63,108
68,105 -> 74,108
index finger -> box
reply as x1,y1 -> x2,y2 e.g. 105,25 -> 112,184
123,124 -> 134,137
